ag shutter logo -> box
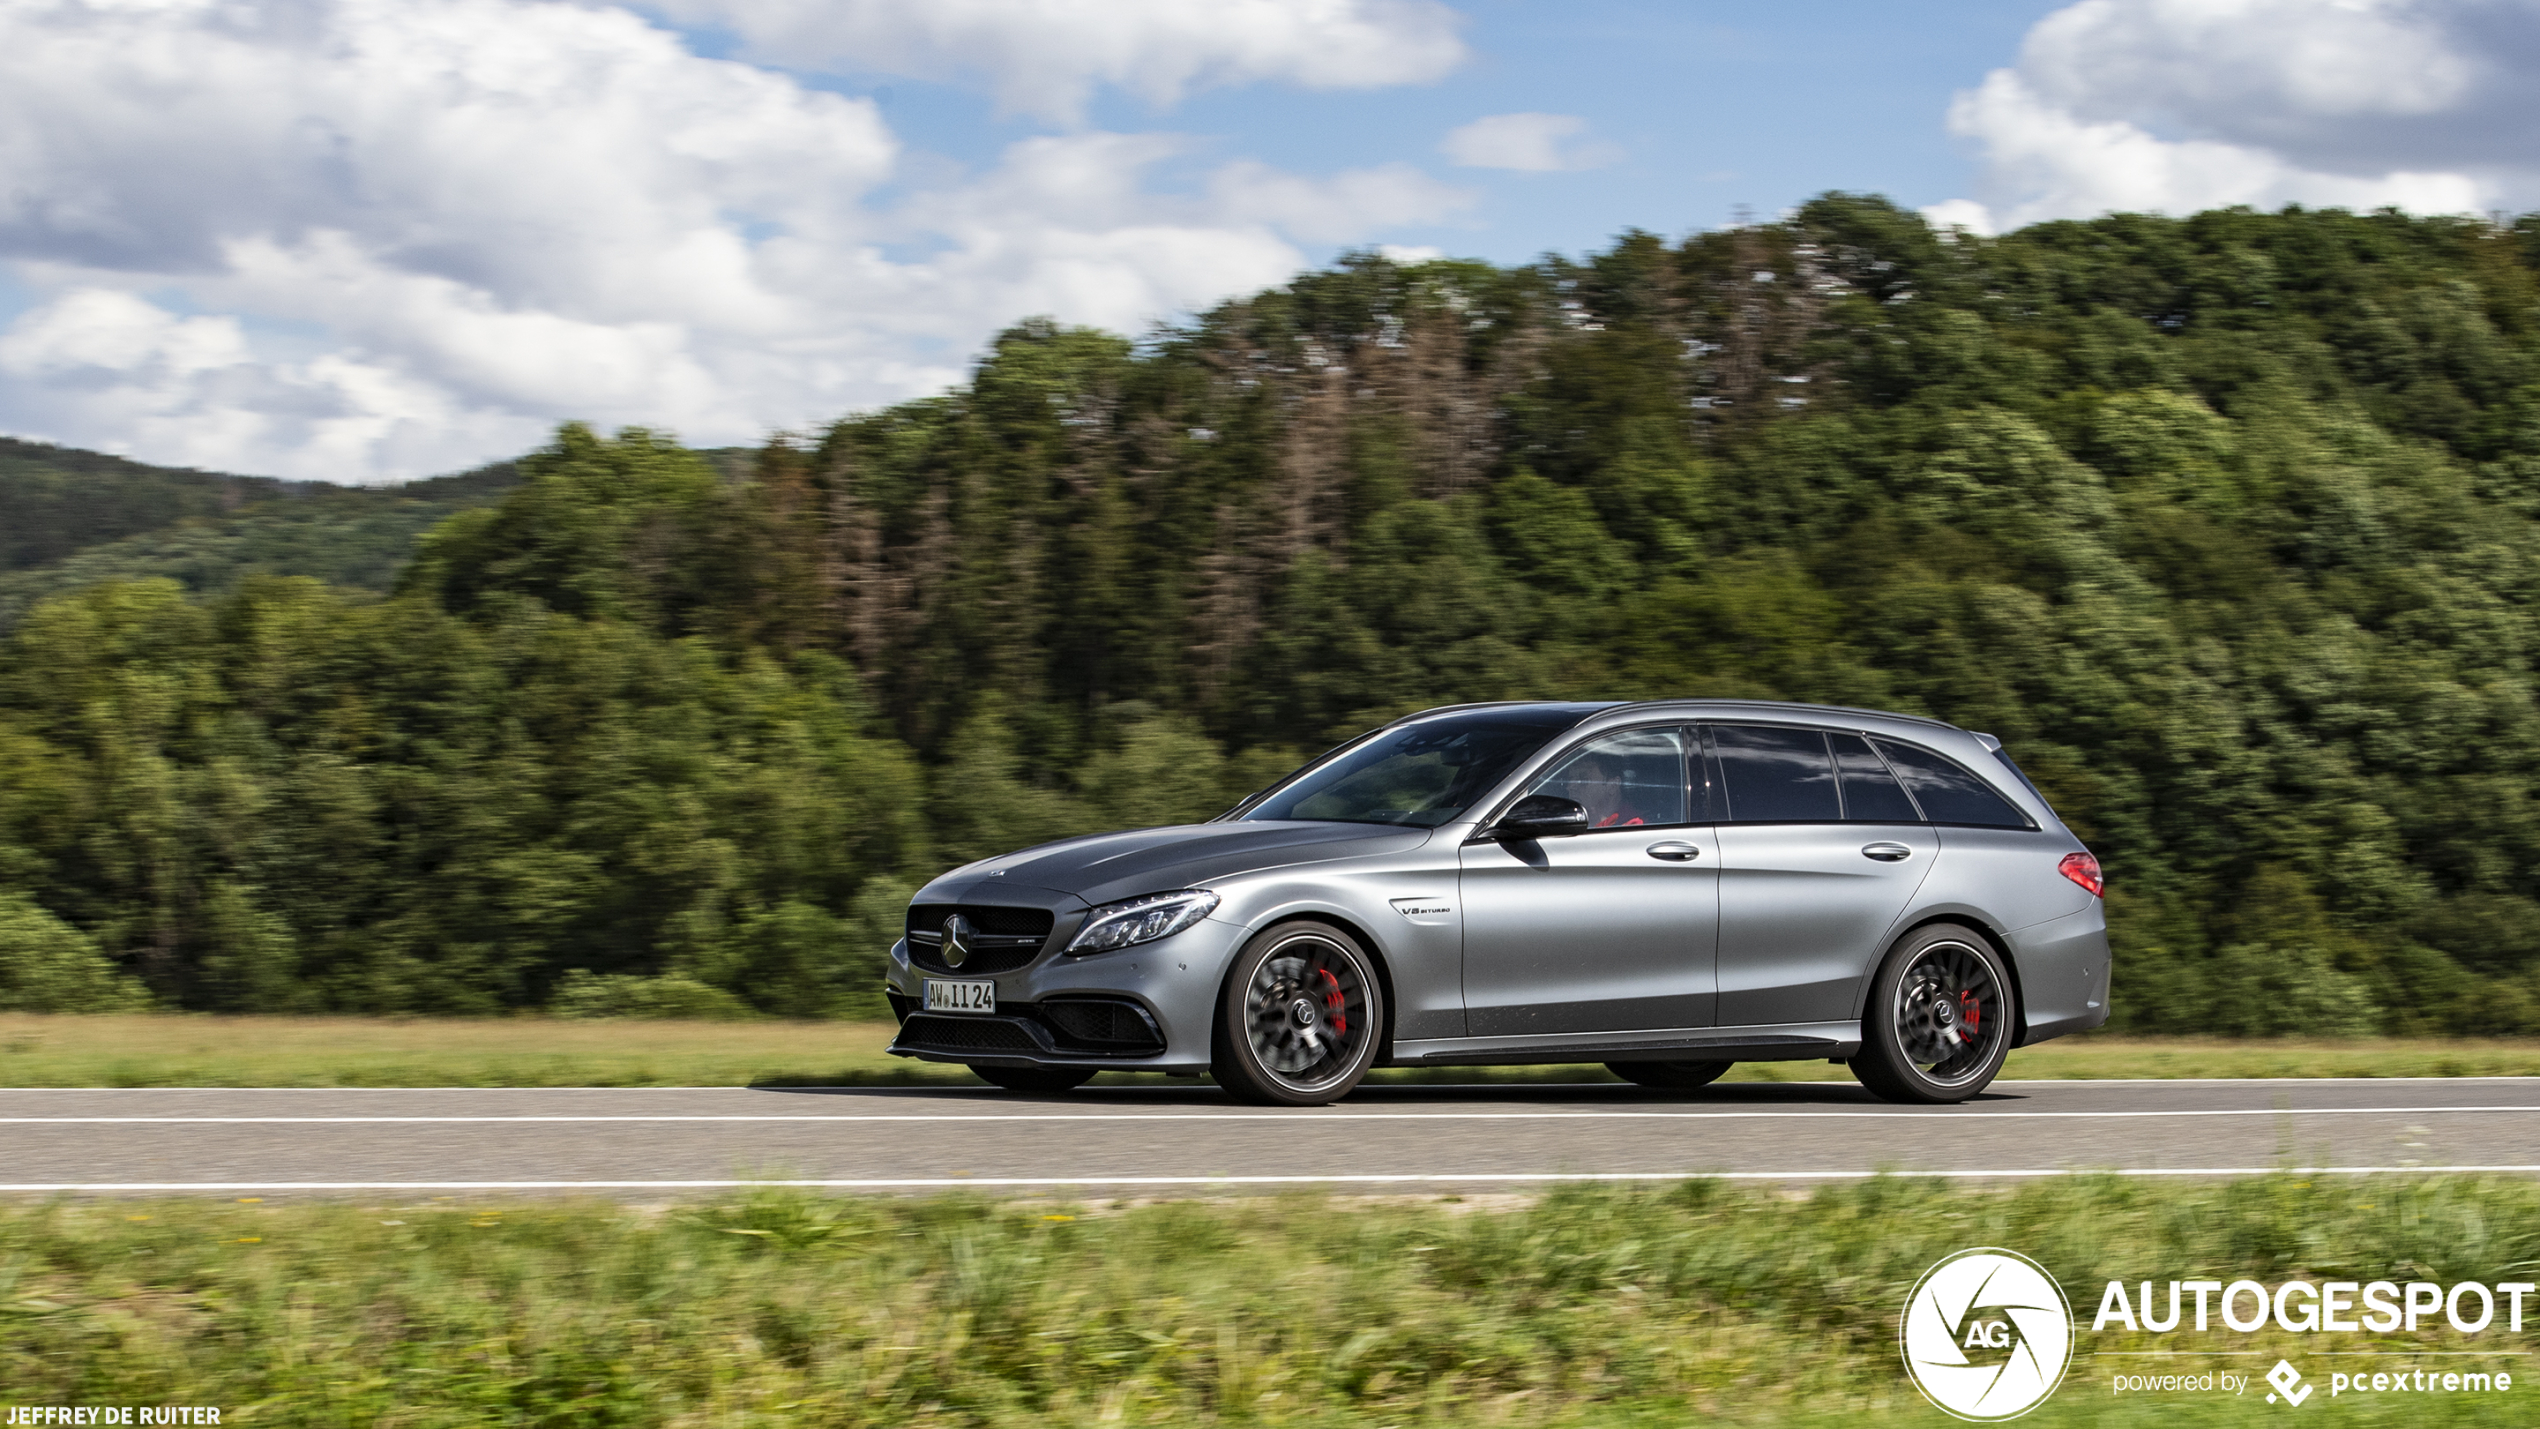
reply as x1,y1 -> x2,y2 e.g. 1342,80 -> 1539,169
1901,1248 -> 2075,1421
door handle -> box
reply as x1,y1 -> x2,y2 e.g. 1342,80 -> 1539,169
1645,840 -> 1702,861
1862,842 -> 1913,862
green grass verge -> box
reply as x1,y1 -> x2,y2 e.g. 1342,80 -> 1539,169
5,1176 -> 2536,1425
2,1014 -> 2537,1088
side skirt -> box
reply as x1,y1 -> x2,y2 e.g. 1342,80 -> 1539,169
1386,1022 -> 1862,1068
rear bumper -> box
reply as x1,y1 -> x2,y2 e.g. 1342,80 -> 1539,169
2008,902 -> 2112,1047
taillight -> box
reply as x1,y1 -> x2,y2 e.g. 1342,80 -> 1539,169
2059,851 -> 2103,898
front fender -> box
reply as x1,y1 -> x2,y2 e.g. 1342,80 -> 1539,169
1206,866 -> 1466,1042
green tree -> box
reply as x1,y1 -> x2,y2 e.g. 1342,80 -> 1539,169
13,199 -> 2540,1033
0,894 -> 151,1012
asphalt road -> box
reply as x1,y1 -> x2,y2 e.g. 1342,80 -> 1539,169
4,1077 -> 2538,1195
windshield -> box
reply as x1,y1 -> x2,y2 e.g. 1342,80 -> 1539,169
1237,707 -> 1599,828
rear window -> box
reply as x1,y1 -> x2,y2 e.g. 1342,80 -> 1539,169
1990,746 -> 2053,808
1874,740 -> 2033,829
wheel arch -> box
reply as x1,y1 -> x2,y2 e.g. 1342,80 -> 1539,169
1218,911 -> 1401,1063
1877,911 -> 2029,1045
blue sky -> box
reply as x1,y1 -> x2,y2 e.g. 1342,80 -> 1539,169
1068,0 -> 2068,264
0,0 -> 2531,482
745,0 -> 2067,269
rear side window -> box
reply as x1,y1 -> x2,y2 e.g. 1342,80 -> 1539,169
1711,725 -> 1839,822
1829,733 -> 1920,822
1874,740 -> 2033,828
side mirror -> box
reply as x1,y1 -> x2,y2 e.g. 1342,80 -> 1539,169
1492,794 -> 1590,840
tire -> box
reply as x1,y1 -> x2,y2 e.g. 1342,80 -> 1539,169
968,1064 -> 1096,1093
1849,923 -> 2016,1104
1605,1060 -> 1732,1090
1211,921 -> 1386,1106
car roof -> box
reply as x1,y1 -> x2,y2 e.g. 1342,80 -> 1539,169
1386,698 -> 1962,735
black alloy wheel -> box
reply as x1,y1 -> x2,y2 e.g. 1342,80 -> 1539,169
1849,922 -> 2015,1104
1212,922 -> 1385,1106
967,1064 -> 1096,1093
1605,1060 -> 1733,1090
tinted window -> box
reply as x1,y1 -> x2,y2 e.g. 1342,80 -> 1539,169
1875,740 -> 2033,828
1241,708 -> 1583,828
1830,733 -> 1921,822
1527,728 -> 1690,829
1991,747 -> 2057,812
1711,725 -> 1840,822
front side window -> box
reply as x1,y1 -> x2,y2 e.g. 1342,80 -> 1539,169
1874,739 -> 2033,828
1238,708 -> 1583,828
1711,724 -> 1840,822
1524,727 -> 1691,829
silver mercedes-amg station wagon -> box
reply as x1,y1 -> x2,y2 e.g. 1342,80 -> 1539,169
884,700 -> 2108,1105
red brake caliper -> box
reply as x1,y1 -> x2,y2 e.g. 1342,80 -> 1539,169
1317,969 -> 1348,1036
1959,990 -> 1981,1039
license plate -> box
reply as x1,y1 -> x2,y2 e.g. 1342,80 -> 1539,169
924,979 -> 996,1014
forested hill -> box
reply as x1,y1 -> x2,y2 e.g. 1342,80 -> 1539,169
0,439 -> 524,630
6,193 -> 2540,1034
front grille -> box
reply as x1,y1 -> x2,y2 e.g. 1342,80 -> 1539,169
1042,999 -> 1164,1052
896,1014 -> 1043,1053
906,939 -> 1044,976
914,946 -> 1040,976
906,902 -> 1056,976
908,905 -> 1053,937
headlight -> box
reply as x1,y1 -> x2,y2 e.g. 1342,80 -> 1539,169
1066,890 -> 1221,955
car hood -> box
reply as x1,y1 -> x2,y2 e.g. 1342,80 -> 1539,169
920,821 -> 1434,908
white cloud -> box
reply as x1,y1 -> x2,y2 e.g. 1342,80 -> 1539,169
0,287 -> 536,481
1209,161 -> 1475,242
1936,70 -> 2490,234
1932,0 -> 2535,233
1440,112 -> 1618,172
0,0 -> 1471,480
2016,0 -> 2496,163
655,0 -> 1468,123
1918,198 -> 1995,238
0,0 -> 899,292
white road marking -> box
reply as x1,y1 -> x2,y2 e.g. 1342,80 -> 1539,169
2,1076 -> 2534,1093
5,1166 -> 2540,1191
1987,1077 -> 2540,1084
2,1106 -> 2536,1124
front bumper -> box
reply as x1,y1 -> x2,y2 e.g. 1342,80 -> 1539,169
882,917 -> 1248,1073
887,993 -> 1167,1067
